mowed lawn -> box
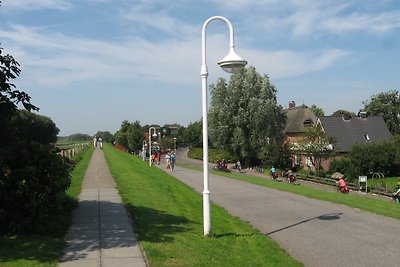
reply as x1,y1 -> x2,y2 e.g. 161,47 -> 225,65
103,144 -> 303,267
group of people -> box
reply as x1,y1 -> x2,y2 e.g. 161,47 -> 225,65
151,150 -> 162,165
93,136 -> 103,148
149,149 -> 176,171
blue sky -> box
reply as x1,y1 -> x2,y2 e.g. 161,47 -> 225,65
1,0 -> 399,136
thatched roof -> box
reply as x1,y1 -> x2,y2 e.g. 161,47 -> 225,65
284,105 -> 318,134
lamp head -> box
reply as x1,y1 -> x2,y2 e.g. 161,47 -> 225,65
217,47 -> 247,74
152,133 -> 157,137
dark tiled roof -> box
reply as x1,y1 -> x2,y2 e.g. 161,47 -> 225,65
319,116 -> 392,152
284,105 -> 318,133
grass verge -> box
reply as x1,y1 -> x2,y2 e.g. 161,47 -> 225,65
177,163 -> 400,220
0,147 -> 94,267
103,144 -> 303,267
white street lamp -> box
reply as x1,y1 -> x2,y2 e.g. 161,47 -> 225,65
148,127 -> 158,166
201,16 -> 247,236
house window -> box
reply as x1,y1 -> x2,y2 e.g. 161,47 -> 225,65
363,134 -> 370,141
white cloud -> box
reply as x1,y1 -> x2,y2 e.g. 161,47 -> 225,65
0,24 -> 200,88
0,23 -> 354,90
246,48 -> 351,79
323,10 -> 400,34
4,0 -> 71,10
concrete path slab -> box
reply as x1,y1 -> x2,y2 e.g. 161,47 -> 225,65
59,147 -> 147,267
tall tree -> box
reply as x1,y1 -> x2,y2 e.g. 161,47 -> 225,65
331,109 -> 356,118
127,120 -> 143,152
183,120 -> 203,148
0,45 -> 38,115
114,120 -> 130,148
209,67 -> 286,167
1,35 -> 71,235
362,90 -> 400,135
310,104 -> 325,117
114,120 -> 143,152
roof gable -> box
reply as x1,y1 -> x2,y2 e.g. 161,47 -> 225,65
318,116 -> 392,152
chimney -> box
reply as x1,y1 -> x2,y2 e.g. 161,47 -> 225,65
289,101 -> 296,109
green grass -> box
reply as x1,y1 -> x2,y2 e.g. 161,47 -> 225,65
368,177 -> 399,190
0,147 -> 94,267
103,144 -> 303,267
177,163 -> 400,220
67,147 -> 94,198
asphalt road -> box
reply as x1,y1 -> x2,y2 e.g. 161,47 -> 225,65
161,149 -> 400,267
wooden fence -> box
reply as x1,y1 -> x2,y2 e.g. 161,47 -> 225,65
254,167 -> 394,197
58,142 -> 91,159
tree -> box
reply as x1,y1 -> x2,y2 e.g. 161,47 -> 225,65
296,123 -> 335,170
65,133 -> 92,141
208,67 -> 287,167
362,90 -> 400,135
183,120 -> 203,148
114,120 -> 130,148
95,131 -> 114,143
0,39 -> 71,235
114,120 -> 143,152
310,104 -> 325,117
330,135 -> 400,179
331,109 -> 356,119
1,45 -> 39,150
127,121 -> 143,152
0,45 -> 38,115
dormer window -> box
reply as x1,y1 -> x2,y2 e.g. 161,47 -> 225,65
363,134 -> 370,141
303,119 -> 313,127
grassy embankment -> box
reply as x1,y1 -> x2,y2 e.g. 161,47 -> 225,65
103,144 -> 303,267
0,147 -> 94,267
177,163 -> 400,220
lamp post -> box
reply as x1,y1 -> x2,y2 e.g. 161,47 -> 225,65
201,16 -> 247,236
173,137 -> 177,151
148,127 -> 157,166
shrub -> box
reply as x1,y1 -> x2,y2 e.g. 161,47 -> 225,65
0,111 -> 72,235
187,148 -> 235,163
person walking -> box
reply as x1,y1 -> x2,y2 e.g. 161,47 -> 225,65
236,160 -> 241,172
170,151 -> 176,171
165,152 -> 171,171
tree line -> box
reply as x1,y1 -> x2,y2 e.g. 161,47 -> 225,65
110,65 -> 399,176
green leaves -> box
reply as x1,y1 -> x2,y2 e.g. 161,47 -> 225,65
209,67 -> 286,167
363,90 -> 400,135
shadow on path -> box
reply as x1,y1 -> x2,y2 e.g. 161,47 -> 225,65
266,213 -> 343,236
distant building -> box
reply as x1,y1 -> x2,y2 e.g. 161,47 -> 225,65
284,102 -> 392,171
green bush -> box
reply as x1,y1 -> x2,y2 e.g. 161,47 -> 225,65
188,148 -> 236,163
0,111 -> 72,235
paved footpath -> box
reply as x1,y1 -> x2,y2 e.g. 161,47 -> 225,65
59,147 -> 147,267
162,157 -> 400,267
